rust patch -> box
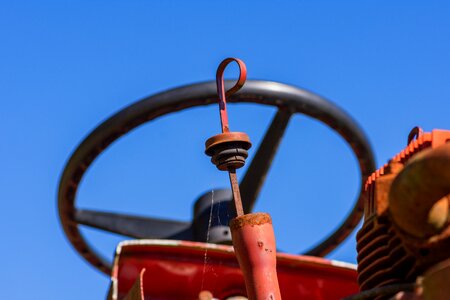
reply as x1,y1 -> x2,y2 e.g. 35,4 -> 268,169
198,290 -> 213,300
422,258 -> 450,299
230,212 -> 272,230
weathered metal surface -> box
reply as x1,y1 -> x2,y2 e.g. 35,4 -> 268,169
343,283 -> 416,300
109,240 -> 358,300
323,257 -> 450,300
205,132 -> 252,156
58,79 -> 375,274
390,142 -> 450,239
364,129 -> 450,196
205,58 -> 252,217
229,170 -> 245,217
356,128 -> 450,293
229,213 -> 272,229
356,215 -> 415,291
230,213 -> 281,300
197,290 -> 215,300
422,258 -> 450,300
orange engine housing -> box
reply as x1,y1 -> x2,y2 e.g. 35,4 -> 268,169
356,129 -> 450,292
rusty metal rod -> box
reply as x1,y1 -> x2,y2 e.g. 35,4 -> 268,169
215,58 -> 247,217
229,169 -> 244,216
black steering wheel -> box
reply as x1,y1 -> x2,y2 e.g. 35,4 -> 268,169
58,80 -> 375,275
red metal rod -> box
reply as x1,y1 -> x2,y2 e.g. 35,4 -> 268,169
215,58 -> 247,133
230,213 -> 282,299
215,59 -> 282,299
215,58 -> 247,216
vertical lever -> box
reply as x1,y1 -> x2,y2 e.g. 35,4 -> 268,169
205,58 -> 282,299
205,58 -> 251,217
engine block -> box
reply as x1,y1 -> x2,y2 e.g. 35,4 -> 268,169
356,128 -> 450,298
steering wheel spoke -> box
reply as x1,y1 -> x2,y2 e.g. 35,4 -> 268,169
75,209 -> 193,240
240,108 -> 293,213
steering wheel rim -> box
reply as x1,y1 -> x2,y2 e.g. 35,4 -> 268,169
58,80 -> 375,275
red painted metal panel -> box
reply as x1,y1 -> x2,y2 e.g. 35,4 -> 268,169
110,240 -> 358,300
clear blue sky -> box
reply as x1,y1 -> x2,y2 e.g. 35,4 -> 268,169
1,1 -> 449,299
